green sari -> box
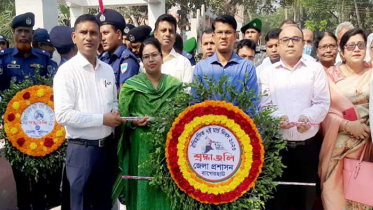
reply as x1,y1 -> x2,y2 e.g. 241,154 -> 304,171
112,73 -> 182,210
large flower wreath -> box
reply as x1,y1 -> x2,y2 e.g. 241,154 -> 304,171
145,75 -> 286,210
0,75 -> 66,180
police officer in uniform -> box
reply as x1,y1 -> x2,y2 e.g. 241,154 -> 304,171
50,26 -> 77,67
97,9 -> 139,90
183,37 -> 197,66
0,12 -> 59,210
123,23 -> 135,48
32,28 -> 58,75
240,18 -> 266,66
127,25 -> 152,57
0,12 -> 55,91
0,34 -> 9,50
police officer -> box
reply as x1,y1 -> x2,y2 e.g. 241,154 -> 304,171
0,12 -> 55,91
183,37 -> 197,66
127,25 -> 152,57
0,34 -> 9,50
123,23 -> 135,48
32,28 -> 58,75
97,9 -> 139,90
50,26 -> 77,67
240,18 -> 266,66
0,12 -> 58,210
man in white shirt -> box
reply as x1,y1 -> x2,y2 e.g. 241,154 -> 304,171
53,14 -> 126,210
154,14 -> 193,83
260,26 -> 330,210
256,28 -> 281,77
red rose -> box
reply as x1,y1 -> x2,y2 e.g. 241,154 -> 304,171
23,92 -> 31,100
50,95 -> 54,101
7,113 -> 15,122
17,138 -> 25,146
44,138 -> 54,147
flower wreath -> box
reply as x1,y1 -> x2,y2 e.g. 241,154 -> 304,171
3,85 -> 65,157
166,100 -> 264,204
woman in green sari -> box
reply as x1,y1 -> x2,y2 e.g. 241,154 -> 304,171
113,38 -> 182,210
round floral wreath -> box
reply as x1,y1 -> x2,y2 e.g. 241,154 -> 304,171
166,100 -> 264,204
3,85 -> 65,157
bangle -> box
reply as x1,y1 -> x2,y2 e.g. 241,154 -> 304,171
343,120 -> 348,132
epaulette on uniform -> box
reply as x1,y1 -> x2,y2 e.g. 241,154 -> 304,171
0,48 -> 13,57
33,48 -> 51,58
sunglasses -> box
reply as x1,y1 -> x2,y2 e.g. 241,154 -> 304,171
344,42 -> 366,51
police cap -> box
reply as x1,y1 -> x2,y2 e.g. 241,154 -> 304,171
50,26 -> 75,54
240,18 -> 262,34
11,12 -> 35,29
33,28 -> 51,44
96,9 -> 126,32
128,26 -> 152,43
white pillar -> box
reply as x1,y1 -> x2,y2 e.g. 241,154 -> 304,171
69,5 -> 88,28
148,0 -> 165,30
15,0 -> 58,32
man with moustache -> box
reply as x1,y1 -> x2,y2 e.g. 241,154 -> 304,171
0,12 -> 58,210
97,9 -> 139,90
200,28 -> 216,60
154,14 -> 192,83
0,12 -> 54,91
260,26 -> 330,209
193,15 -> 259,116
54,14 -> 126,210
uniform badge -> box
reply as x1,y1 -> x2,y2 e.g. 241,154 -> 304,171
47,65 -> 53,74
0,35 -> 3,39
100,14 -> 105,22
26,17 -> 32,25
129,35 -> 135,42
124,27 -> 130,34
0,66 -> 3,75
121,63 -> 128,74
253,23 -> 256,27
12,60 -> 16,64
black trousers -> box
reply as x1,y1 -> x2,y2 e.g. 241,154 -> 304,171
65,139 -> 117,210
12,165 -> 62,210
265,134 -> 321,210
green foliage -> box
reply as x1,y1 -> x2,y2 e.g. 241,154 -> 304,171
0,0 -> 15,45
0,72 -> 66,181
145,75 -> 286,209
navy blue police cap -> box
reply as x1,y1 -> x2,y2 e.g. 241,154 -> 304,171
50,26 -> 75,55
123,24 -> 135,35
0,34 -> 8,43
11,12 -> 35,29
33,28 -> 51,43
96,9 -> 126,32
128,26 -> 152,43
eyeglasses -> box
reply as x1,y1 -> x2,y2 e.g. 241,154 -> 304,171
344,42 -> 366,51
318,44 -> 338,51
142,53 -> 161,61
279,36 -> 302,44
214,30 -> 235,37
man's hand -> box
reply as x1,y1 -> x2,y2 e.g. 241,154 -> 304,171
131,117 -> 149,127
103,112 -> 126,127
111,109 -> 120,116
297,116 -> 311,133
280,115 -> 295,129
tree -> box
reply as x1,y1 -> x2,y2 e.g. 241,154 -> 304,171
0,0 -> 15,45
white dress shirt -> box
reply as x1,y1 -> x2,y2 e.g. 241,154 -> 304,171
161,48 -> 193,83
53,52 -> 118,140
259,58 -> 330,141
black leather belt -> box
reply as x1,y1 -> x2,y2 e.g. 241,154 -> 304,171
287,140 -> 306,148
68,134 -> 113,147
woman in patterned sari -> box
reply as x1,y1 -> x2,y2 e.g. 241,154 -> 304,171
112,38 -> 182,210
319,28 -> 372,210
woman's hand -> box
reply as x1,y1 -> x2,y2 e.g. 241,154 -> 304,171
131,116 -> 149,127
345,119 -> 371,140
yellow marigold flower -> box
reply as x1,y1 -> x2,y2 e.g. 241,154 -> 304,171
16,113 -> 21,118
37,89 -> 45,97
40,141 -> 43,145
43,147 -> 47,152
12,101 -> 20,110
30,142 -> 37,150
10,127 -> 18,134
26,100 -> 31,105
53,138 -> 59,143
56,130 -> 63,137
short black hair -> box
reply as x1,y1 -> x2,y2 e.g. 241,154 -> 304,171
202,28 -> 214,35
174,33 -> 183,54
154,14 -> 177,32
139,37 -> 163,60
265,28 -> 282,42
212,15 -> 237,31
280,20 -> 297,28
340,28 -> 367,52
314,31 -> 337,49
74,14 -> 100,30
236,39 -> 256,54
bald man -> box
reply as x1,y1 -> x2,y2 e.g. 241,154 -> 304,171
260,26 -> 330,210
302,28 -> 314,55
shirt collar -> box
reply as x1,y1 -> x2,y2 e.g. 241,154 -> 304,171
77,51 -> 101,69
209,52 -> 241,65
163,48 -> 178,62
12,47 -> 38,57
275,56 -> 308,70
